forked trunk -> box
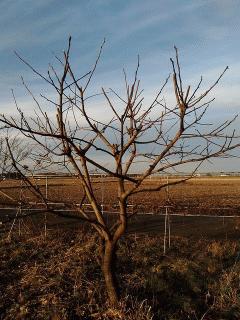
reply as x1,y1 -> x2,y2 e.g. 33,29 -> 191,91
102,240 -> 119,306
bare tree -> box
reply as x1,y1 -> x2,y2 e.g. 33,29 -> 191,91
0,135 -> 31,204
0,38 -> 239,305
0,135 -> 29,175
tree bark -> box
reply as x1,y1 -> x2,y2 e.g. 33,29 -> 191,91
102,240 -> 119,306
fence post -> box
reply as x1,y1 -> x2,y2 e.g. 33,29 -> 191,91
44,175 -> 48,238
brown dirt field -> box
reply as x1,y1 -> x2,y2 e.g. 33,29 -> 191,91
0,176 -> 239,240
0,176 -> 239,215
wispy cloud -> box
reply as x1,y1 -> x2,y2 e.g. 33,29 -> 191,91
0,1 -> 239,128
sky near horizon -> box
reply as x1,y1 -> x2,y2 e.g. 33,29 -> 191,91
0,0 -> 240,171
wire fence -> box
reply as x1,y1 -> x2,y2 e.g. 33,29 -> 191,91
0,175 -> 239,241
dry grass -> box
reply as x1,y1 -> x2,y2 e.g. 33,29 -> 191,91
0,227 -> 239,319
0,176 -> 239,319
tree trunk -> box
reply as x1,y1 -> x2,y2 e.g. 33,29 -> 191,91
102,240 -> 119,306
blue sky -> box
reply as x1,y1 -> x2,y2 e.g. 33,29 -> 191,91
0,0 -> 240,171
